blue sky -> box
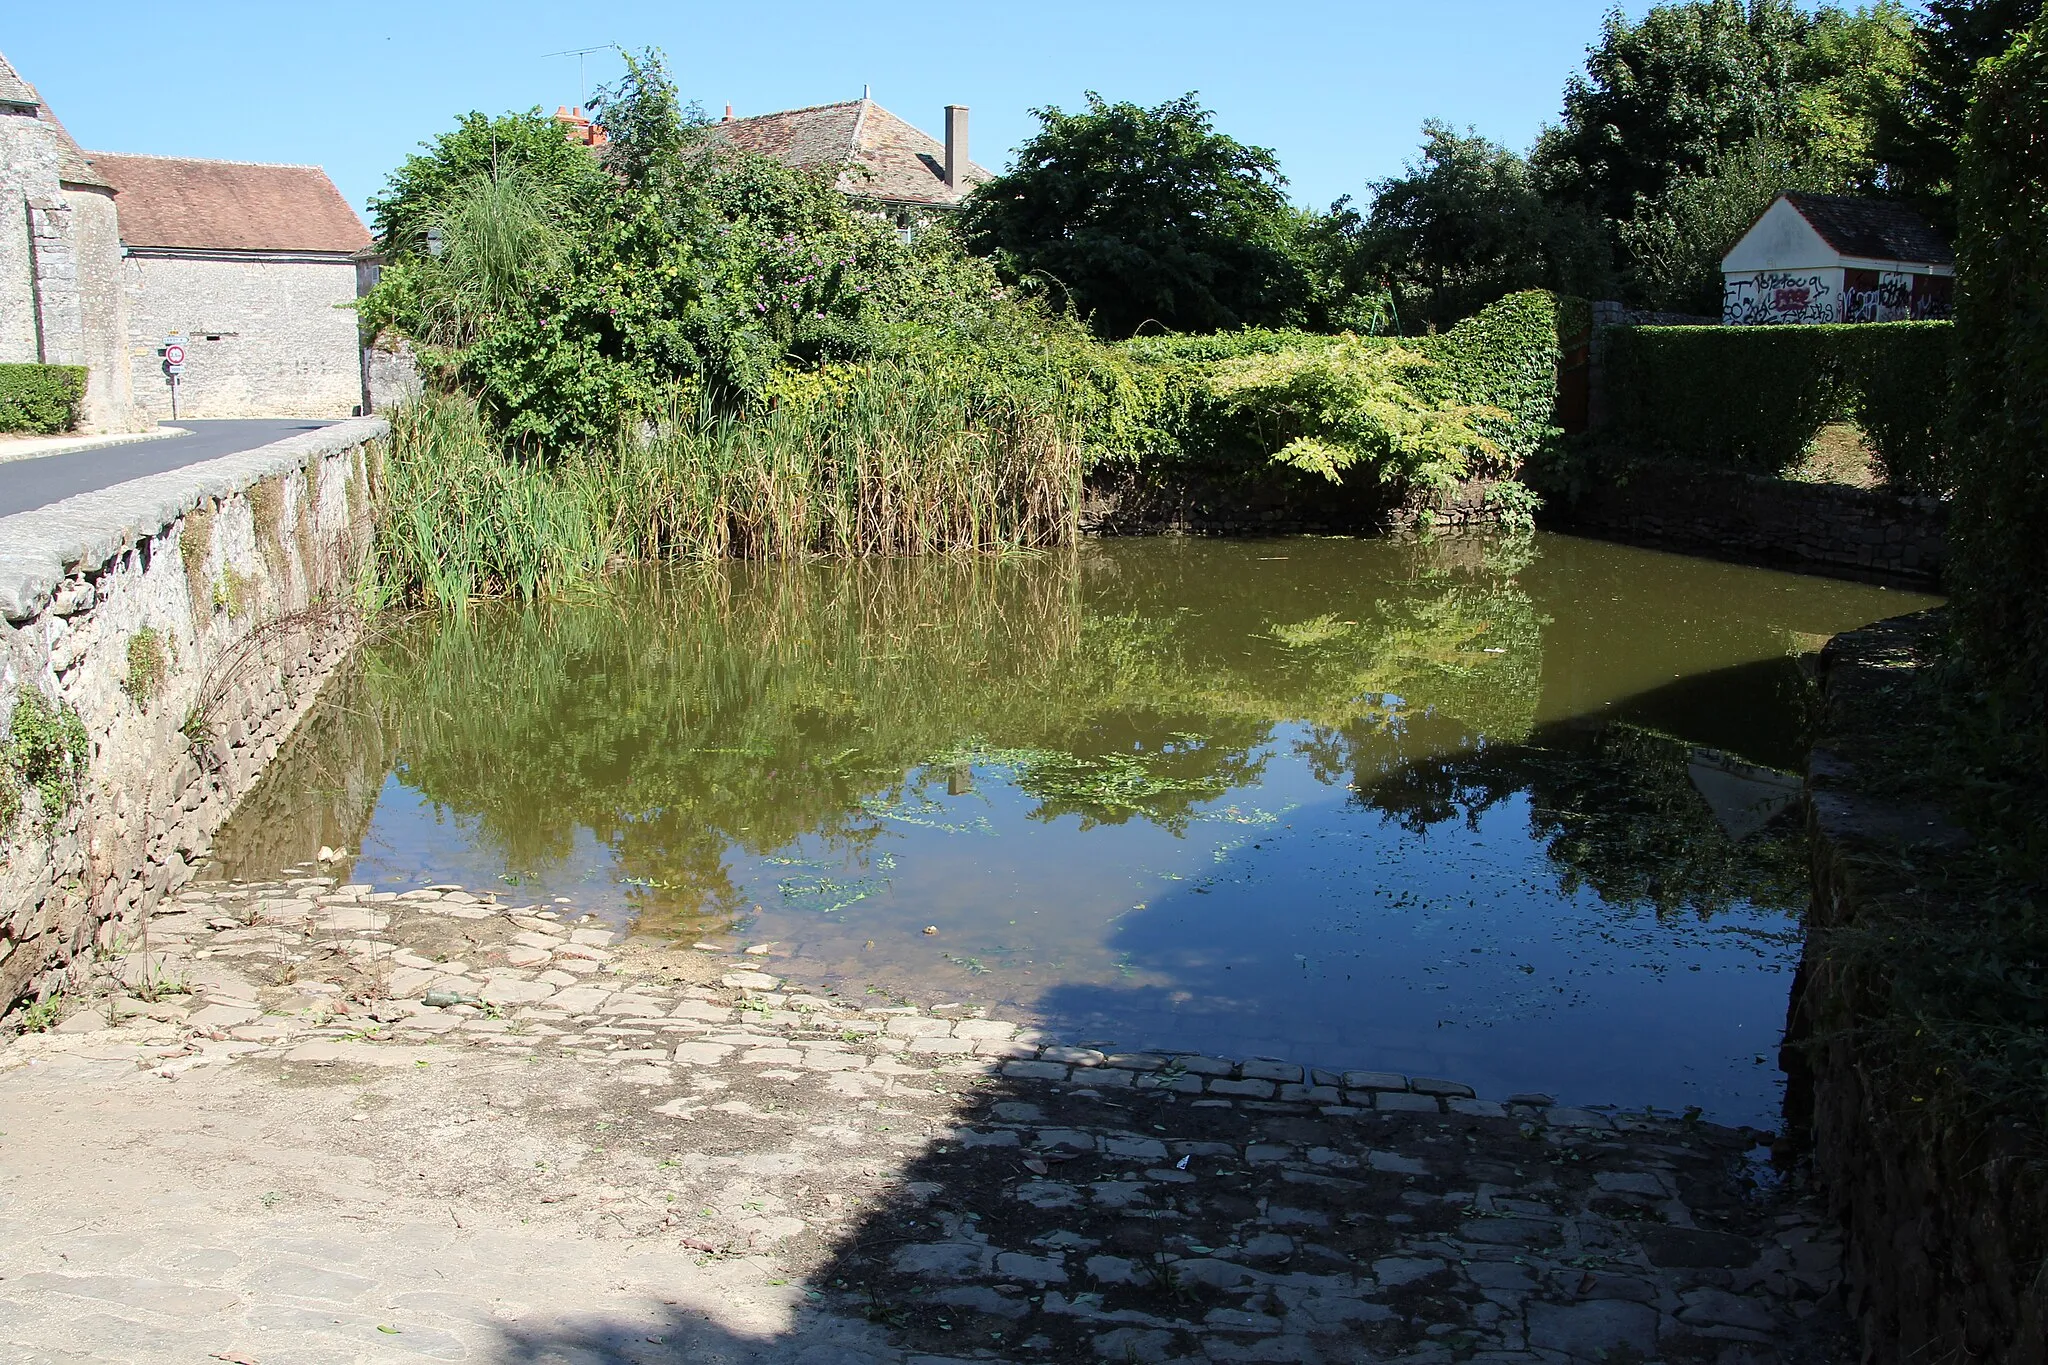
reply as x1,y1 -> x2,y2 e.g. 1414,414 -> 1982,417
9,1 -> 1635,226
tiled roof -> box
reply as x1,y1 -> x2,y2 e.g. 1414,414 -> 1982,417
87,153 -> 370,254
1784,193 -> 1954,267
0,49 -> 37,109
703,98 -> 992,207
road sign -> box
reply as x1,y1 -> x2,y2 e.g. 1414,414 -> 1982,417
163,344 -> 185,370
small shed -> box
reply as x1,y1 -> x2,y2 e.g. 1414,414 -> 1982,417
1720,193 -> 1953,326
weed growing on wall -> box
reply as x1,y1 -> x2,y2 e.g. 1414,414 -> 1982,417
3,691 -> 90,831
179,504 -> 215,619
249,477 -> 289,578
121,629 -> 172,709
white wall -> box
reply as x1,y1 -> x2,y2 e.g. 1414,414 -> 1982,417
1721,197 -> 1839,275
125,253 -> 361,420
1723,266 -> 1846,326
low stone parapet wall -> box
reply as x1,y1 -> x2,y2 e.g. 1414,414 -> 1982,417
1547,452 -> 1945,587
0,417 -> 385,1008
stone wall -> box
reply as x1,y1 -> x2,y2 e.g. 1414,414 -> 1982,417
1082,471 -> 1513,538
1547,452 -> 1945,587
0,417 -> 385,1009
124,253 -> 362,421
66,183 -> 132,432
1787,613 -> 2047,1365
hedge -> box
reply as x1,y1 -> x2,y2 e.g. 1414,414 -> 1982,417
0,364 -> 88,435
1603,321 -> 1955,492
1952,15 -> 2048,719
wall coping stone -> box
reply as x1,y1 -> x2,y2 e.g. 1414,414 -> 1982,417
0,416 -> 387,621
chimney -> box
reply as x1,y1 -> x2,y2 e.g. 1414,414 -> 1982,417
944,105 -> 968,189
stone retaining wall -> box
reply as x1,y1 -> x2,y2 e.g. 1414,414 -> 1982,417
1548,452 -> 1945,587
1787,613 -> 2046,1364
0,417 -> 385,1008
1082,471 -> 1510,538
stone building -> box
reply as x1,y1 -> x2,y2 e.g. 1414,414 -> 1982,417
0,48 -> 369,430
1721,193 -> 1954,326
0,51 -> 131,431
89,153 -> 369,421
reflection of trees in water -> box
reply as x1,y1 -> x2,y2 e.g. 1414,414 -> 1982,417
1343,717 -> 1807,919
225,538 -> 1551,929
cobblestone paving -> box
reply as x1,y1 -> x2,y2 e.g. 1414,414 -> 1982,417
0,877 -> 1848,1363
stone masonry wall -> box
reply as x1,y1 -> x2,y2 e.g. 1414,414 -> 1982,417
1082,470 -> 1513,538
1787,613 -> 2046,1364
124,254 -> 362,421
1549,452 -> 1945,588
0,417 -> 385,1008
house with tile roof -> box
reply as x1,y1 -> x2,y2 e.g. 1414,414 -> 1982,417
0,48 -> 371,430
698,97 -> 992,216
1721,193 -> 1954,325
89,152 -> 371,421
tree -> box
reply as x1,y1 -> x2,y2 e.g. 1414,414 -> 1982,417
1365,122 -> 1612,331
589,46 -> 697,193
1533,0 -> 1819,226
368,108 -> 612,254
1876,0 -> 2043,224
1535,1 -> 1923,306
1618,132 -> 1843,312
959,93 -> 1308,337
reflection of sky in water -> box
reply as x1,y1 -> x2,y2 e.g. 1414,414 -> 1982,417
217,534 -> 1939,1130
345,722 -> 1797,1125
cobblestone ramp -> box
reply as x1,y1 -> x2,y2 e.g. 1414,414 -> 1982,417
0,877 -> 1848,1363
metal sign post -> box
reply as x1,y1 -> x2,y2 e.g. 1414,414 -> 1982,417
163,335 -> 186,421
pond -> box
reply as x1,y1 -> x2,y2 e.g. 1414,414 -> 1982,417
210,533 -> 1938,1126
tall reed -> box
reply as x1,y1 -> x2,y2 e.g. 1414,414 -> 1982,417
370,358 -> 1085,607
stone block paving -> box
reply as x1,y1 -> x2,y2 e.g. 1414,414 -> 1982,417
0,877 -> 1849,1363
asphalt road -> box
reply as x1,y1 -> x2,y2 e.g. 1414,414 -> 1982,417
0,419 -> 337,519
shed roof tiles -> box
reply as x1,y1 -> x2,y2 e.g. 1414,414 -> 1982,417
702,98 -> 992,207
1783,193 -> 1953,267
85,153 -> 369,254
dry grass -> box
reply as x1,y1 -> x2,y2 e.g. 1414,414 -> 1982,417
1787,422 -> 1880,489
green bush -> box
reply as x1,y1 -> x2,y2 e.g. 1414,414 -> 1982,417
1104,290 -> 1581,500
0,364 -> 87,435
1602,321 -> 1955,490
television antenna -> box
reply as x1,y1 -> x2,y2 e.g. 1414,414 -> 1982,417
543,45 -> 614,107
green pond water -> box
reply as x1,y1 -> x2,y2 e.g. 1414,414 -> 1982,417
210,533 -> 1938,1125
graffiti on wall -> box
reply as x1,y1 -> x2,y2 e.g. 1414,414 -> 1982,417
1723,271 -> 1837,326
1842,269 -> 1954,322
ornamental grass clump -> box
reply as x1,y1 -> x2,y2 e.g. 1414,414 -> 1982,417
371,357 -> 1083,607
